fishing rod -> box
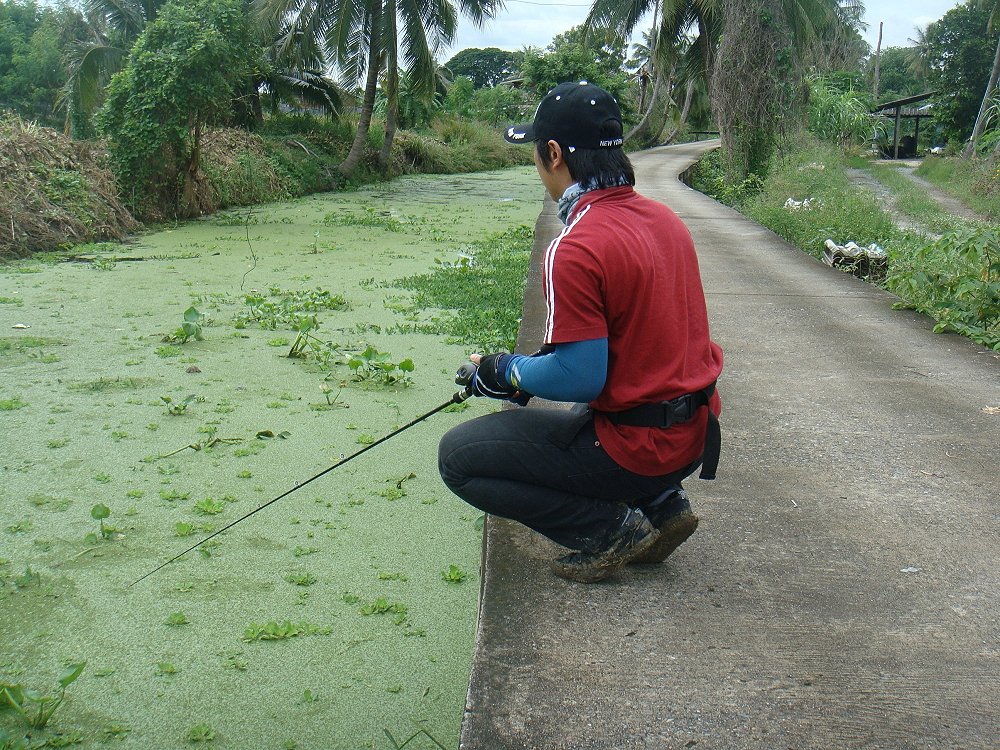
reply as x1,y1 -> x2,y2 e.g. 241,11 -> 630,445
127,363 -> 479,588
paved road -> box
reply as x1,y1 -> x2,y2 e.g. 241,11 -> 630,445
460,141 -> 1000,750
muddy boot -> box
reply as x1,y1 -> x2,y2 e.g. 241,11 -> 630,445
630,488 -> 698,565
550,507 -> 660,583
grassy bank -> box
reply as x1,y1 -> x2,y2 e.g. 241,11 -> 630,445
1,112 -> 532,258
689,137 -> 1000,350
0,116 -> 140,258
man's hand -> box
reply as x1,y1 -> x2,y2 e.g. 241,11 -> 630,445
469,353 -> 517,399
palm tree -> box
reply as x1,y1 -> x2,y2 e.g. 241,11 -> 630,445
585,0 -> 720,147
258,0 -> 502,177
814,0 -> 868,72
57,0 -> 168,136
905,25 -> 932,81
586,0 -> 720,92
964,0 -> 1000,157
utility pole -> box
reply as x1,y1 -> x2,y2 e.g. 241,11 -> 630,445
873,22 -> 883,103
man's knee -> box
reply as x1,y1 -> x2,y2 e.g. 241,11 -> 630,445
438,421 -> 474,489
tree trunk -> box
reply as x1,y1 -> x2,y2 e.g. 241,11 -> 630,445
340,0 -> 384,177
964,33 -> 1000,159
659,77 -> 696,145
625,62 -> 673,144
637,66 -> 650,114
251,83 -> 264,127
699,15 -> 714,100
378,10 -> 399,172
182,116 -> 202,217
379,80 -> 398,171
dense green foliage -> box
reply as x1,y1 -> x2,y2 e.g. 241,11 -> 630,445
887,228 -> 999,349
519,25 -> 632,118
397,226 -> 533,352
443,47 -> 520,88
441,75 -> 525,125
0,0 -> 87,127
806,75 -> 881,147
870,46 -> 931,103
96,0 -> 258,217
924,1 -> 998,143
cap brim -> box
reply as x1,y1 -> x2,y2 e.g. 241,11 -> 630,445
503,123 -> 534,144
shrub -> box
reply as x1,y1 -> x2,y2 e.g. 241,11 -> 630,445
806,75 -> 883,148
887,228 -> 1000,350
96,0 -> 257,219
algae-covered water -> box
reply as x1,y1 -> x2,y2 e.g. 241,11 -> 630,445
0,167 -> 541,749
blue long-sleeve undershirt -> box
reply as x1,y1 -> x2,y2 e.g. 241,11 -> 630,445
504,338 -> 608,403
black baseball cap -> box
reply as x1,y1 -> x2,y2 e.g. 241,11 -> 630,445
504,81 -> 624,149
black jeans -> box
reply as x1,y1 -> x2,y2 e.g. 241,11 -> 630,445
438,405 -> 699,552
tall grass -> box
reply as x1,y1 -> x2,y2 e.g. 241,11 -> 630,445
915,156 -> 1000,221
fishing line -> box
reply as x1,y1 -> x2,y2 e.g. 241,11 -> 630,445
126,364 -> 479,587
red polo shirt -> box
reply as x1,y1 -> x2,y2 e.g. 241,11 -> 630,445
542,186 -> 723,476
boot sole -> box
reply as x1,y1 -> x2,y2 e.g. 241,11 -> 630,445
550,529 -> 661,584
629,511 -> 699,565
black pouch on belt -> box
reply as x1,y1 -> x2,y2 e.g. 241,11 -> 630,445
595,384 -> 721,480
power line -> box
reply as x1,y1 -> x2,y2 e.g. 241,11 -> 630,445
504,0 -> 591,6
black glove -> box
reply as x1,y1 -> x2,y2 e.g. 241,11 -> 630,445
471,353 -> 518,399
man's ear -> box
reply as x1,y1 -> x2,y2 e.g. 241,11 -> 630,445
546,140 -> 563,169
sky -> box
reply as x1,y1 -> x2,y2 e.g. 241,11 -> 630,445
445,0 -> 961,60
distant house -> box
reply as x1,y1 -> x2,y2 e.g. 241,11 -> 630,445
872,92 -> 936,159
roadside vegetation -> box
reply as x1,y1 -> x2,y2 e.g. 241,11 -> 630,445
689,77 -> 1000,351
914,157 -> 1000,222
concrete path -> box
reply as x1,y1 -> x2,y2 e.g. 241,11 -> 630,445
460,141 -> 1000,749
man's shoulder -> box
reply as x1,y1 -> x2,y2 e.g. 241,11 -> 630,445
572,187 -> 678,229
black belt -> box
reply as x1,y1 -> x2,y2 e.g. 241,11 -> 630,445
595,382 -> 721,480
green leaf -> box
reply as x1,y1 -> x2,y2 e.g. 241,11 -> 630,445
183,306 -> 201,323
398,359 -> 414,372
58,662 -> 86,689
90,504 -> 110,520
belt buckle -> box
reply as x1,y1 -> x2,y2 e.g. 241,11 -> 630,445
660,397 -> 690,427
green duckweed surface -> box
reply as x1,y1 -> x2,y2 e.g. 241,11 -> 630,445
0,167 -> 541,749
